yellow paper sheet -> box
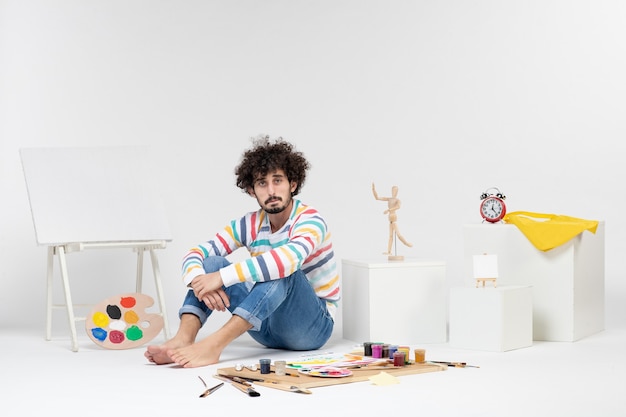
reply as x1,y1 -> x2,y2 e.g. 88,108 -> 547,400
369,371 -> 400,385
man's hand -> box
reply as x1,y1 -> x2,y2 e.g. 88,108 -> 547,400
189,272 -> 230,311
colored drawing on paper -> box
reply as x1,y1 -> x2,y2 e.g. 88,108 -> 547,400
298,367 -> 353,378
288,352 -> 381,371
85,293 -> 163,350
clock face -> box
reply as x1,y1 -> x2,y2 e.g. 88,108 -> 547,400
480,197 -> 506,223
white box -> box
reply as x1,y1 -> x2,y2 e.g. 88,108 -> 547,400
463,222 -> 605,342
341,258 -> 447,344
449,286 -> 533,351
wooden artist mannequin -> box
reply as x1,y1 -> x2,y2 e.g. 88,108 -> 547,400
372,183 -> 413,260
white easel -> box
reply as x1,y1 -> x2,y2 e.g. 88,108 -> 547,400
21,146 -> 172,352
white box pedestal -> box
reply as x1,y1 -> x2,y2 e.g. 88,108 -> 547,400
341,258 -> 446,344
449,286 -> 532,352
463,222 -> 605,342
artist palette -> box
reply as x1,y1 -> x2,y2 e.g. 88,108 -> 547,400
85,293 -> 164,350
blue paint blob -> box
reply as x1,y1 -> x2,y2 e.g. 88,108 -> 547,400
91,327 -> 108,342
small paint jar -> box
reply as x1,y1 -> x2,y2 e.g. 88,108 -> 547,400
398,347 -> 410,364
274,360 -> 287,376
388,344 -> 399,359
414,348 -> 426,363
393,351 -> 405,367
259,358 -> 271,374
371,343 -> 383,358
381,344 -> 390,359
363,342 -> 373,356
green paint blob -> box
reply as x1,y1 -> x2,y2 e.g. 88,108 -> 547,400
126,325 -> 143,341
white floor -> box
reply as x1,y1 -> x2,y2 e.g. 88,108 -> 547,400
3,324 -> 625,417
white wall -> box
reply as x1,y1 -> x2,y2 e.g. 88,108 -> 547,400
2,0 -> 625,339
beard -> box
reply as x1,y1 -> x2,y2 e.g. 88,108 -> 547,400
263,195 -> 292,214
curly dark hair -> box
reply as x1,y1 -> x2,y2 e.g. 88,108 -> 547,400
235,135 -> 310,196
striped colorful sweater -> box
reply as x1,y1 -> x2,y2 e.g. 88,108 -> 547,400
181,199 -> 340,320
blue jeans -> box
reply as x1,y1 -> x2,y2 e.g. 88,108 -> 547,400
178,256 -> 334,350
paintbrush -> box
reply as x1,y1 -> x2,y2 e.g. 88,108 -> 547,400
430,361 -> 480,368
219,374 -> 312,394
197,376 -> 224,398
213,374 -> 261,397
253,380 -> 312,394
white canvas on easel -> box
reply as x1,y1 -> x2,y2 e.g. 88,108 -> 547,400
20,146 -> 172,351
473,254 -> 499,287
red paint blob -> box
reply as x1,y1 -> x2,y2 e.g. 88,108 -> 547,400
120,296 -> 136,308
109,330 -> 125,344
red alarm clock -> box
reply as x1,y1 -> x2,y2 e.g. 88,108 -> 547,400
480,187 -> 506,223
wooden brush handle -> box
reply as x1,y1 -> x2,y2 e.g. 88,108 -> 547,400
254,381 -> 312,394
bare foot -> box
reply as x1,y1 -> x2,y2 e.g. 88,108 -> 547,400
167,336 -> 224,368
144,337 -> 192,365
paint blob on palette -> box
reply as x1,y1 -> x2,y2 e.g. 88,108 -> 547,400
85,293 -> 164,350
